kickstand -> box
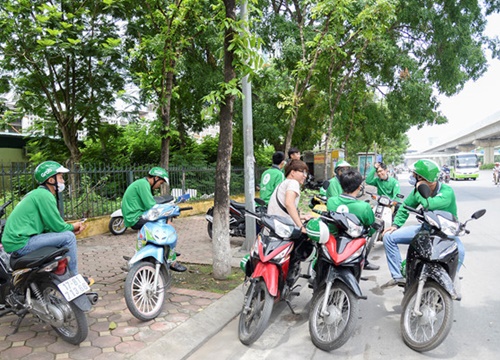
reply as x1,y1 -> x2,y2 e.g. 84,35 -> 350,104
285,299 -> 297,314
11,311 -> 27,335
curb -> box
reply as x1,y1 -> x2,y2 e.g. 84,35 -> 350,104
129,283 -> 244,360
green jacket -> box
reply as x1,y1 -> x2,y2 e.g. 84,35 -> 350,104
259,165 -> 285,205
327,194 -> 375,235
393,183 -> 457,228
122,178 -> 156,227
326,177 -> 343,199
365,167 -> 400,200
2,187 -> 74,253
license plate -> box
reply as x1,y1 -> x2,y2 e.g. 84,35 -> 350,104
57,274 -> 90,301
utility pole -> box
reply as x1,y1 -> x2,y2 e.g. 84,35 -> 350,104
241,0 -> 256,251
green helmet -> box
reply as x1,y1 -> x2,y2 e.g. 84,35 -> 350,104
306,218 -> 329,244
34,161 -> 69,184
413,159 -> 440,182
149,167 -> 169,184
335,160 -> 351,172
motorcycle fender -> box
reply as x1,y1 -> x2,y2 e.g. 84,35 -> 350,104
252,262 -> 279,297
50,272 -> 92,312
421,263 -> 457,299
110,209 -> 122,217
330,266 -> 365,299
129,246 -> 164,267
205,207 -> 214,222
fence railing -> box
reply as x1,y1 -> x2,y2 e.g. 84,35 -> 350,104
0,163 -> 265,220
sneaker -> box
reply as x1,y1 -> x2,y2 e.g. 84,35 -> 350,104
381,277 -> 405,288
170,261 -> 187,272
364,262 -> 380,271
83,276 -> 95,286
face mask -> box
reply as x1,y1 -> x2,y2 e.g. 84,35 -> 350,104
57,182 -> 65,193
408,175 -> 417,186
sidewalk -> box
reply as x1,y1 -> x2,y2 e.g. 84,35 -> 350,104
0,215 -> 246,360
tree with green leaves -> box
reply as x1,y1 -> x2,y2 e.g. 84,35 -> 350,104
0,0 -> 127,166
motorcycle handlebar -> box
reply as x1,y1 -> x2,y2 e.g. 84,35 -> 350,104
403,204 -> 421,214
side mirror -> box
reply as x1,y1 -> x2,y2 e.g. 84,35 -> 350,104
471,209 -> 486,220
417,183 -> 431,199
396,193 -> 404,199
322,180 -> 330,190
255,198 -> 266,206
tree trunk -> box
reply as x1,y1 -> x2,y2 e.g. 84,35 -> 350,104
212,0 -> 236,280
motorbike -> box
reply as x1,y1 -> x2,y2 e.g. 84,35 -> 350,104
439,169 -> 451,183
307,210 -> 371,351
238,210 -> 313,345
399,183 -> 486,352
109,195 -> 174,235
493,170 -> 500,185
365,191 -> 404,258
124,197 -> 192,321
0,201 -> 98,345
205,198 -> 266,239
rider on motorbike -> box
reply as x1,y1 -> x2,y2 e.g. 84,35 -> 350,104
326,168 -> 379,270
365,162 -> 400,200
381,159 -> 464,288
121,167 -> 186,272
1,161 -> 91,283
493,162 -> 500,185
325,161 -> 351,199
259,151 -> 285,205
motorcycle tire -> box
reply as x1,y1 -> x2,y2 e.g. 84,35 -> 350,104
238,279 -> 274,345
109,216 -> 127,235
309,282 -> 359,351
42,283 -> 88,345
400,280 -> 453,352
124,261 -> 171,321
207,222 -> 213,240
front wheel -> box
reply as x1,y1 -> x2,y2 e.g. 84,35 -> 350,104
207,222 -> 213,240
124,261 -> 170,321
309,282 -> 359,351
42,283 -> 88,345
238,279 -> 274,345
400,281 -> 453,352
109,216 -> 127,235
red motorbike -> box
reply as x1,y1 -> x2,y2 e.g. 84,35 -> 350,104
238,210 -> 313,345
307,210 -> 371,351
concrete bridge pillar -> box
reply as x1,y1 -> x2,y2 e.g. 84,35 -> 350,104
457,144 -> 476,152
473,140 -> 500,164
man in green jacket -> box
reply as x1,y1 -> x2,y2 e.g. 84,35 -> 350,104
259,151 -> 285,205
326,160 -> 351,199
327,168 -> 379,270
365,162 -> 400,200
381,159 -> 462,288
121,167 -> 186,272
2,161 -> 90,282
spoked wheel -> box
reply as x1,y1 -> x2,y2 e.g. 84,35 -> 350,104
309,282 -> 359,351
400,281 -> 453,352
238,279 -> 274,345
109,216 -> 127,235
42,283 -> 88,345
124,261 -> 171,321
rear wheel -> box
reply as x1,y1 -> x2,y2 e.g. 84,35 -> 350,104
400,281 -> 453,352
238,279 -> 274,345
207,222 -> 213,240
124,261 -> 170,321
309,282 -> 359,351
42,283 -> 88,345
109,216 -> 127,235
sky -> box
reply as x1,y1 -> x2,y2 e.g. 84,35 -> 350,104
406,12 -> 500,152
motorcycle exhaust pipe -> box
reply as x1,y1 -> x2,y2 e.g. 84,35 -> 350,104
86,292 -> 99,305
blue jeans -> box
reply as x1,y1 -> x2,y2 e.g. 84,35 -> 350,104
13,231 -> 78,274
383,225 -> 464,280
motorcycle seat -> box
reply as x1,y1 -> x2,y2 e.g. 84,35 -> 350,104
230,200 -> 246,210
10,246 -> 69,271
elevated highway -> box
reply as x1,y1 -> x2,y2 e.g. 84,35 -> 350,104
408,110 -> 500,165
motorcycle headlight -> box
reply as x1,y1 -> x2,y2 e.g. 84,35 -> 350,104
437,215 -> 459,236
379,196 -> 391,206
345,218 -> 363,238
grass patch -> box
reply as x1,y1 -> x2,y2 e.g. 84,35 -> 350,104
171,263 -> 245,294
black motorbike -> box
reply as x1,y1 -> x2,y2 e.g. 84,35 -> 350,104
205,198 -> 266,239
399,184 -> 485,352
0,200 -> 98,345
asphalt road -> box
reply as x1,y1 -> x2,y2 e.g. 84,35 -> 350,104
188,170 -> 500,360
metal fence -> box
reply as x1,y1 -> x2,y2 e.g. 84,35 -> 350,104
0,163 -> 265,220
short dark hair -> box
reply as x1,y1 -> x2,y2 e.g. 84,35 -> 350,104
288,147 -> 300,158
378,162 -> 387,170
284,159 -> 308,177
339,169 -> 363,193
272,151 -> 285,165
